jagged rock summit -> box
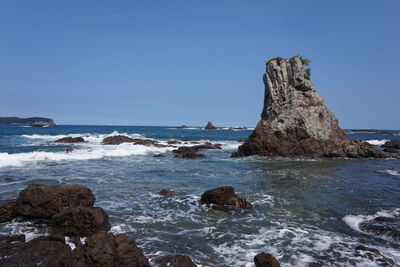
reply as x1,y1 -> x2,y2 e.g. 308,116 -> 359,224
233,56 -> 388,158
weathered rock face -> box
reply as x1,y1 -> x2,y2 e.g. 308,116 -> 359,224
54,137 -> 85,143
254,252 -> 281,267
154,255 -> 197,267
16,184 -> 95,218
233,56 -> 389,158
382,140 -> 400,149
200,186 -> 252,211
0,199 -> 17,222
204,121 -> 217,130
53,206 -> 110,237
82,231 -> 151,267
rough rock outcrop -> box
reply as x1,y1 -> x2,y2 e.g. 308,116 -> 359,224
354,245 -> 395,266
54,137 -> 85,143
0,199 -> 17,222
200,186 -> 252,211
177,125 -> 188,129
53,206 -> 110,237
16,184 -> 95,218
81,231 -> 151,267
382,140 -> 400,149
359,216 -> 400,242
102,135 -> 165,147
233,56 -> 389,158
158,189 -> 176,197
204,121 -> 217,130
154,255 -> 196,267
254,252 -> 281,267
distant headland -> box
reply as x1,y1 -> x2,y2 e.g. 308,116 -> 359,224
0,117 -> 56,127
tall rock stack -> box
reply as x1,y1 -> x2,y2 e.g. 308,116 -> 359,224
232,56 -> 388,158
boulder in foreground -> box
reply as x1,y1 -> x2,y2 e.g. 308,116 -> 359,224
233,56 -> 389,158
154,255 -> 196,267
16,184 -> 95,218
254,252 -> 281,267
200,186 -> 252,211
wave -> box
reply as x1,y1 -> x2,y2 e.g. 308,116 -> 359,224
376,169 -> 399,176
365,139 -> 389,146
0,144 -> 171,168
342,208 -> 400,233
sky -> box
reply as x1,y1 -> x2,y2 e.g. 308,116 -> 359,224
0,1 -> 399,129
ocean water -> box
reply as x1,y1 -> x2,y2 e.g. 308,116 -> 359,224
0,125 -> 399,266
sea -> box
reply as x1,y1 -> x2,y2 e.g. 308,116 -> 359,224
0,124 -> 399,266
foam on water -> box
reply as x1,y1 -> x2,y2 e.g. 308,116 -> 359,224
343,208 -> 400,233
365,139 -> 389,146
376,169 -> 399,176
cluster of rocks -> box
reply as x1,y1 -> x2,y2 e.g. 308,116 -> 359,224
233,56 -> 391,158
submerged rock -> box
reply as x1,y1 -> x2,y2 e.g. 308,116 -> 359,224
54,137 -> 85,143
204,121 -> 217,130
153,153 -> 166,158
158,189 -> 176,197
359,216 -> 400,242
53,206 -> 110,237
254,252 -> 281,267
200,186 -> 252,211
354,245 -> 395,266
233,56 -> 389,158
0,199 -> 17,223
16,184 -> 95,219
154,255 -> 196,267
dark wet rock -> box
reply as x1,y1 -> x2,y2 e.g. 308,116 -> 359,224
16,184 -> 95,219
239,138 -> 247,142
102,135 -> 165,147
254,252 -> 281,267
177,125 -> 188,129
233,56 -> 390,158
0,235 -> 84,267
204,121 -> 217,130
0,235 -> 25,250
354,245 -> 395,266
154,255 -> 196,267
0,199 -> 17,223
382,140 -> 400,149
383,147 -> 398,153
54,137 -> 85,143
359,216 -> 400,242
53,206 -> 110,237
168,140 -> 182,145
192,142 -> 222,150
153,153 -> 166,158
65,147 -> 75,153
200,186 -> 252,211
158,189 -> 176,197
81,231 -> 150,267
190,141 -> 200,144
175,151 -> 205,158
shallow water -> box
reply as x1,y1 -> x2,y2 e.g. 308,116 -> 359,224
0,125 -> 399,266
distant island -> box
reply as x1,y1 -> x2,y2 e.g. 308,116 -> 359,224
0,117 -> 56,127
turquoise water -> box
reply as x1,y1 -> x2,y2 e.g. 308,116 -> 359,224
0,125 -> 399,266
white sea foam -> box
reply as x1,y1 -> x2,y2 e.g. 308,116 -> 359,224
0,144 -> 171,168
365,139 -> 389,146
343,208 -> 400,232
376,169 -> 399,176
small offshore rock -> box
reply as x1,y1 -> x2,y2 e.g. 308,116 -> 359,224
54,137 -> 85,143
16,184 -> 95,219
200,186 -> 252,211
204,121 -> 217,130
177,125 -> 188,129
153,153 -> 166,158
154,255 -> 196,267
359,216 -> 400,242
354,245 -> 395,266
382,140 -> 400,149
82,231 -> 151,267
0,199 -> 17,223
254,252 -> 281,267
53,206 -> 110,237
101,135 -> 137,145
158,189 -> 176,197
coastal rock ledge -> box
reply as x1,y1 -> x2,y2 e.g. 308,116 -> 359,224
232,56 -> 388,158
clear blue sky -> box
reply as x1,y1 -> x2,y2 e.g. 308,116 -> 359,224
0,1 -> 399,128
